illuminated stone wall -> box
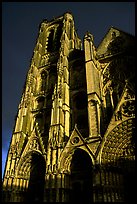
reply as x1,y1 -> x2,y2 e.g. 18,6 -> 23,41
2,12 -> 135,202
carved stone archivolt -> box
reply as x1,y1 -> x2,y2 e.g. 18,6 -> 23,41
101,118 -> 135,165
16,150 -> 44,179
59,149 -> 74,174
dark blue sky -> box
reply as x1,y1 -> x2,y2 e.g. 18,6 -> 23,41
2,2 -> 135,177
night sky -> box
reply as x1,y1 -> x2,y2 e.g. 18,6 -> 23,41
2,2 -> 135,177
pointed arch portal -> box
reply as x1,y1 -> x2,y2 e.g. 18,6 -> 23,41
70,148 -> 93,203
25,153 -> 46,202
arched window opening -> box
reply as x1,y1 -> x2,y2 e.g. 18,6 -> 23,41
47,29 -> 54,52
48,68 -> 57,93
54,23 -> 63,50
70,149 -> 93,203
105,91 -> 113,122
26,153 -> 46,202
68,20 -> 72,40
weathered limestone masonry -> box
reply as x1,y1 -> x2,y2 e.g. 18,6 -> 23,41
3,12 -> 135,203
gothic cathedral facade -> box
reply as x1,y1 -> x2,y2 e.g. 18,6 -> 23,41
3,12 -> 135,202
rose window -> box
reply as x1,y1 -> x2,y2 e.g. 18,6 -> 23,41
121,100 -> 135,117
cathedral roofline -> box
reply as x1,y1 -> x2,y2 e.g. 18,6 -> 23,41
111,26 -> 135,37
97,26 -> 135,49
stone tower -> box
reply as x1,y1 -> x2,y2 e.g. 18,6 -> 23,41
3,12 -> 135,202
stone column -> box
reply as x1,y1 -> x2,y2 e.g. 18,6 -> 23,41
56,173 -> 62,202
96,102 -> 101,136
61,173 -> 65,202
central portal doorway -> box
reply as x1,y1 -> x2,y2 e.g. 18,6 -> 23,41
70,149 -> 93,203
26,153 -> 46,202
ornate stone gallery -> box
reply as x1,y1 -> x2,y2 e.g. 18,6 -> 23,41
3,12 -> 135,202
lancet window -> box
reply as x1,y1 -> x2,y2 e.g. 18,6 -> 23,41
48,68 -> 57,93
46,23 -> 63,52
105,90 -> 113,122
54,23 -> 63,50
47,29 -> 55,52
68,20 -> 73,40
